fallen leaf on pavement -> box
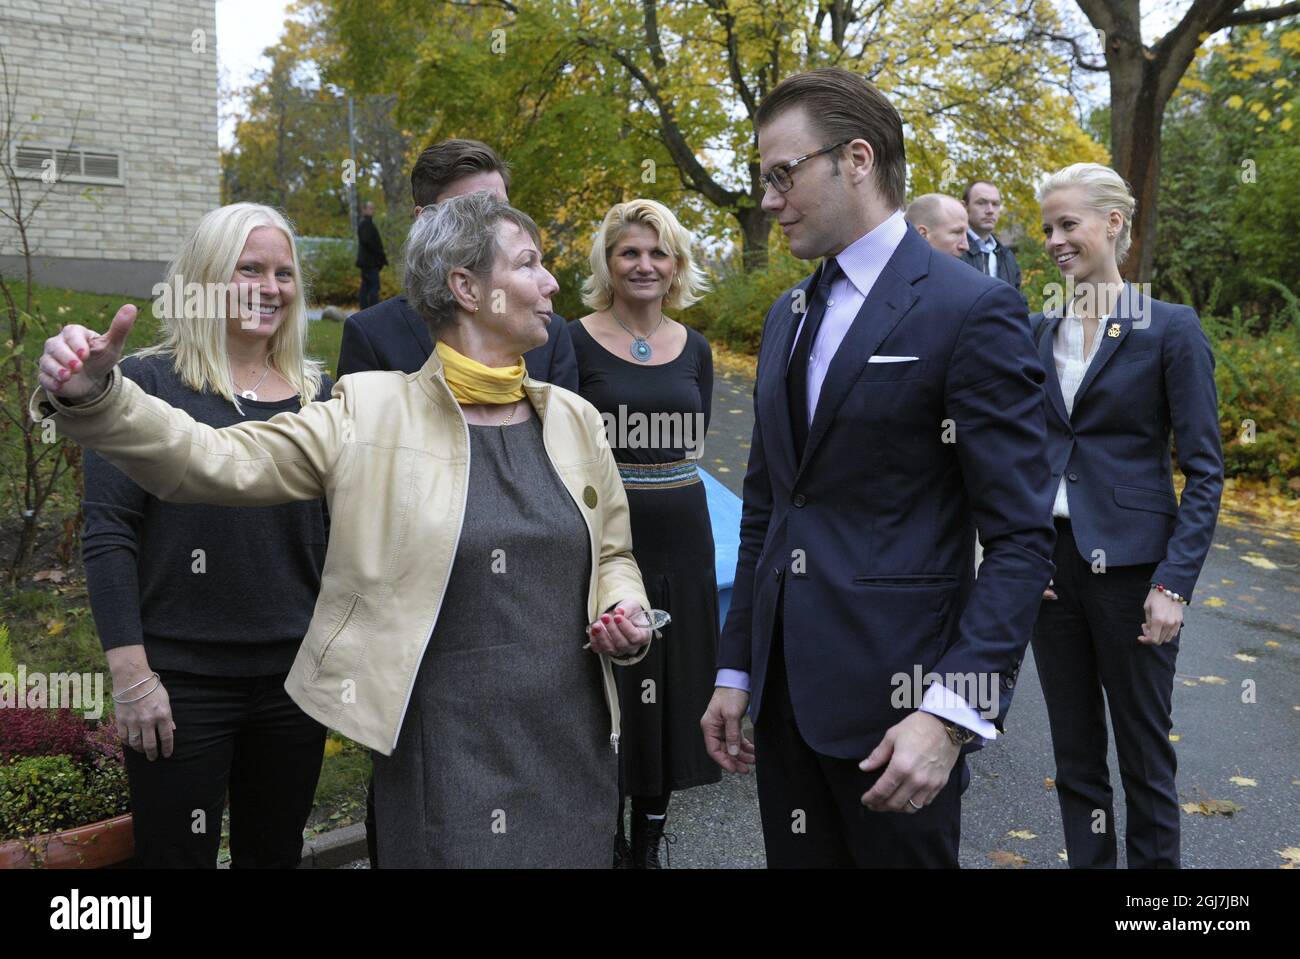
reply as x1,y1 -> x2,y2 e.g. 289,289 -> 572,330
1234,653 -> 1258,663
1279,848 -> 1300,868
988,850 -> 1030,868
1181,799 -> 1244,817
1058,850 -> 1068,862
1169,734 -> 1181,742
1044,777 -> 1055,790
1241,554 -> 1279,570
1229,776 -> 1258,787
1202,597 -> 1226,607
1007,830 -> 1038,840
1265,641 -> 1281,648
1199,676 -> 1228,684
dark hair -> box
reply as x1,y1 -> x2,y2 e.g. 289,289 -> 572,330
410,139 -> 512,208
755,68 -> 906,209
962,180 -> 998,204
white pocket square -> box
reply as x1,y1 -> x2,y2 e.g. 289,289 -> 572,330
867,355 -> 919,363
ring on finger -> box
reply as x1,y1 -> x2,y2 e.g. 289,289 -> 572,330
907,798 -> 923,811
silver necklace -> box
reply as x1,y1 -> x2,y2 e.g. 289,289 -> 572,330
498,402 -> 517,427
232,358 -> 271,400
612,311 -> 665,362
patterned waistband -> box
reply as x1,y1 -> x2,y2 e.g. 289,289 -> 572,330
617,459 -> 700,490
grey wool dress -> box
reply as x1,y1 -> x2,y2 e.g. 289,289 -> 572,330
371,413 -> 618,868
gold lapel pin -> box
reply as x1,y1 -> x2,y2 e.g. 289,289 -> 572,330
1106,323 -> 1122,338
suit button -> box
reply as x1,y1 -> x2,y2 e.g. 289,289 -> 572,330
1003,675 -> 1015,690
1067,472 -> 1079,482
793,494 -> 807,507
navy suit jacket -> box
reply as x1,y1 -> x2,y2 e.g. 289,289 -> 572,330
719,225 -> 1057,758
1031,286 -> 1223,600
336,294 -> 579,391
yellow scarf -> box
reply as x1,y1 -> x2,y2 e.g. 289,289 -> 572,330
435,340 -> 527,405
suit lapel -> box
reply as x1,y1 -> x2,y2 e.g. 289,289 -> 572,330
1038,312 -> 1070,425
762,277 -> 813,477
400,296 -> 434,360
795,228 -> 927,478
1071,283 -> 1135,414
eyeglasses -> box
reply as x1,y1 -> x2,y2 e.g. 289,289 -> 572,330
760,141 -> 851,194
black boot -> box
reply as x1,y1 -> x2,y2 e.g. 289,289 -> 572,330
631,814 -> 669,869
613,819 -> 633,869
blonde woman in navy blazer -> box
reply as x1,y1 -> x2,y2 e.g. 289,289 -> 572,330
1030,163 -> 1223,869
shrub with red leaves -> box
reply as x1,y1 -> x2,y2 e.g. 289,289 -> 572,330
0,708 -> 92,762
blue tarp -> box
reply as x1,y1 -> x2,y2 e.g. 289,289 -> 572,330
700,467 -> 742,628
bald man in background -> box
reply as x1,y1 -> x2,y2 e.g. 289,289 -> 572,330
904,194 -> 971,258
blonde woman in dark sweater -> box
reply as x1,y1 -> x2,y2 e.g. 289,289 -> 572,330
82,203 -> 331,867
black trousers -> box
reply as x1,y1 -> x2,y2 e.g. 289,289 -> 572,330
358,268 -> 382,309
124,669 -> 326,868
754,594 -> 966,868
1031,518 -> 1180,868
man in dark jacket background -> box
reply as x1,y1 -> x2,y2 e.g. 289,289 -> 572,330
355,201 -> 387,309
960,180 -> 1023,297
337,140 -> 577,390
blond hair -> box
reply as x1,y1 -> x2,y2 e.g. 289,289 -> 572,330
136,202 -> 324,411
1037,163 -> 1137,265
581,199 -> 710,311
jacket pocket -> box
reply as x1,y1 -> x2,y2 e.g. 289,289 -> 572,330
1113,484 -> 1177,516
313,592 -> 361,681
853,574 -> 959,588
857,359 -> 928,383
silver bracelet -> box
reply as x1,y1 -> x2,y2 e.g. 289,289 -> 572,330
112,672 -> 161,704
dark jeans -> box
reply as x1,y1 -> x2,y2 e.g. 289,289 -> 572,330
359,268 -> 382,309
754,593 -> 966,868
1031,517 -> 1180,868
124,669 -> 326,868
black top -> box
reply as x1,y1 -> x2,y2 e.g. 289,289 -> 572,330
82,353 -> 332,677
356,216 -> 387,269
568,320 -> 712,465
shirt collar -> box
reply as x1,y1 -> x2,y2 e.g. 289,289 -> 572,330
833,209 -> 908,296
967,228 -> 996,253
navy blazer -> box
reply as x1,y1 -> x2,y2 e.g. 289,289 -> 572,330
336,294 -> 579,391
1031,286 -> 1223,600
720,225 -> 1057,758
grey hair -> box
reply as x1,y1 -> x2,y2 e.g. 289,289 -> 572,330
1037,163 -> 1137,265
403,191 -> 542,335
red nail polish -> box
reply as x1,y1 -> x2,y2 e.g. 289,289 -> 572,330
70,359 -> 80,370
614,616 -> 623,624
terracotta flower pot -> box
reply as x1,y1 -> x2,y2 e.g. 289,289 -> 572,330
0,813 -> 134,869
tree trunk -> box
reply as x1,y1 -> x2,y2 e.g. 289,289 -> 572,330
736,204 -> 771,272
1108,51 -> 1166,283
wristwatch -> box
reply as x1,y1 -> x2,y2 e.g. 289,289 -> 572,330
939,719 -> 978,747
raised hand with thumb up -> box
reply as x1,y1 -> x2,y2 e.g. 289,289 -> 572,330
38,303 -> 137,401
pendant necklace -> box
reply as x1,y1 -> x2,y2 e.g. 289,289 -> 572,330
612,311 -> 665,362
233,358 -> 271,400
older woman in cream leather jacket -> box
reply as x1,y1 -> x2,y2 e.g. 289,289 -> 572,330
34,192 -> 653,868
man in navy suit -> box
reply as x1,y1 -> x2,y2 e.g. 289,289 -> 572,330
337,139 -> 577,389
700,68 -> 1057,868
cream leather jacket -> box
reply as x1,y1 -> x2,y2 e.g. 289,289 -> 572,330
32,350 -> 651,756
